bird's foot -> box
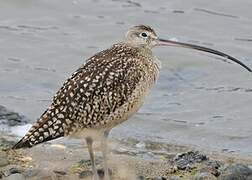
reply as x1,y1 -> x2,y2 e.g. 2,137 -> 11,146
97,168 -> 112,180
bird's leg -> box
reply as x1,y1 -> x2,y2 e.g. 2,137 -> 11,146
86,137 -> 99,180
101,131 -> 110,180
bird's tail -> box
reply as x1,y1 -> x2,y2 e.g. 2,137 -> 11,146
12,137 -> 32,149
12,107 -> 65,149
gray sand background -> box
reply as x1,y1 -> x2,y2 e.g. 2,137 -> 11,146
0,0 -> 252,156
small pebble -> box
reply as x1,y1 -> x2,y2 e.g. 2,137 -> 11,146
193,172 -> 216,180
173,151 -> 208,170
138,175 -> 145,180
219,164 -> 252,180
79,170 -> 92,179
9,167 -> 22,174
23,169 -> 40,177
53,170 -> 67,175
154,177 -> 167,180
97,168 -> 112,178
136,142 -> 146,148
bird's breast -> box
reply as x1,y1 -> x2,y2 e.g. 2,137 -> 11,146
100,56 -> 160,129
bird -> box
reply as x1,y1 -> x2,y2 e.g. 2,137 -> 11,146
12,25 -> 251,180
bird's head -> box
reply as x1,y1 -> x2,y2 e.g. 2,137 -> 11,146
126,25 -> 251,72
125,25 -> 158,48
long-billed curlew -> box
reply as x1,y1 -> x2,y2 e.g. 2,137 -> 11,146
13,25 -> 251,180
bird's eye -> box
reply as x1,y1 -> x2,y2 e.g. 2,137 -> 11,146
141,32 -> 148,38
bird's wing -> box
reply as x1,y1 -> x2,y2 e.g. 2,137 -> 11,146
12,44 -> 148,149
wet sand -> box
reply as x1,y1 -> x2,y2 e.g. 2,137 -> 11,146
2,134 -> 252,179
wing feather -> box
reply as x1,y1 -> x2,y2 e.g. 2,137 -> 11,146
12,44 -> 149,149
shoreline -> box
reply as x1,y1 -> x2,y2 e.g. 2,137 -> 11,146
1,133 -> 252,179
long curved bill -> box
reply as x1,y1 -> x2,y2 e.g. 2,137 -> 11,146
157,38 -> 252,72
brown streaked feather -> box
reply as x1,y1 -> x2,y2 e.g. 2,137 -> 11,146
132,25 -> 157,36
12,43 -> 157,149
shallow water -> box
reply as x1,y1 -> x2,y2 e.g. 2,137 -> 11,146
0,0 -> 252,155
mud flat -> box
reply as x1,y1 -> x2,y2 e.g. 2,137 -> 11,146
1,132 -> 252,180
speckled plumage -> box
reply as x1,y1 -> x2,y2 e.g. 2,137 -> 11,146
13,42 -> 160,148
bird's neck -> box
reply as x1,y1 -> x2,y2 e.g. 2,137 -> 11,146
122,42 -> 153,56
138,46 -> 153,57
135,45 -> 161,70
